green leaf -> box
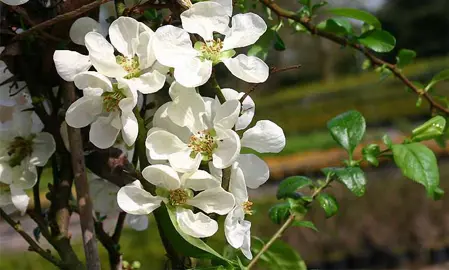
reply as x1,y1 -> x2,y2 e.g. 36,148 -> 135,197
327,8 -> 381,29
269,203 -> 291,224
143,9 -> 158,20
312,1 -> 328,13
358,30 -> 396,53
251,237 -> 307,270
392,143 -> 440,198
277,176 -> 313,199
316,193 -> 339,218
160,206 -> 232,263
425,69 -> 449,91
327,110 -> 366,155
362,144 -> 381,166
287,198 -> 308,215
317,18 -> 353,35
273,32 -> 286,51
292,220 -> 318,232
248,29 -> 275,61
382,134 -> 393,148
298,0 -> 310,7
396,49 -> 416,68
412,116 -> 446,142
323,167 -> 366,196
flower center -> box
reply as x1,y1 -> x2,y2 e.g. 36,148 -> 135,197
102,84 -> 126,112
242,201 -> 253,215
195,39 -> 231,65
168,189 -> 190,206
116,55 -> 141,79
7,136 -> 34,167
188,130 -> 218,161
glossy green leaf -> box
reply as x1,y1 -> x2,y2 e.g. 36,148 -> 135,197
425,69 -> 449,91
251,237 -> 307,270
269,203 -> 291,224
382,134 -> 393,148
143,9 -> 158,20
277,176 -> 313,199
323,167 -> 366,196
273,32 -> 286,51
292,220 -> 318,232
327,110 -> 366,155
358,30 -> 396,53
317,18 -> 353,35
328,8 -> 381,29
362,144 -> 381,166
396,49 -> 416,68
412,116 -> 446,142
392,143 -> 440,198
287,198 -> 309,215
248,29 -> 274,61
316,193 -> 339,218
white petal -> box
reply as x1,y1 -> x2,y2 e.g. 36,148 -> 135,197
223,54 -> 269,83
141,164 -> 181,190
89,178 -> 120,215
136,31 -> 156,69
222,13 -> 267,51
99,1 -> 115,32
176,208 -> 218,238
109,17 -> 140,57
74,71 -> 112,91
65,96 -> 103,128
180,2 -> 230,40
29,132 -> 55,166
181,170 -> 220,191
229,162 -> 248,203
126,71 -> 165,94
211,0 -> 233,16
10,186 -> 29,214
145,129 -> 188,160
90,116 -> 121,149
224,206 -> 248,248
85,32 -> 127,77
220,88 -> 255,130
126,214 -> 149,231
213,100 -> 241,130
53,50 -> 91,82
152,103 -> 191,142
238,154 -> 269,189
174,58 -> 212,88
121,112 -> 138,146
0,163 -> 13,185
168,150 -> 202,173
11,163 -> 37,190
1,0 -> 29,5
212,128 -> 241,169
188,187 -> 235,215
240,221 -> 253,260
117,180 -> 162,215
153,25 -> 199,67
70,17 -> 103,45
241,120 -> 285,153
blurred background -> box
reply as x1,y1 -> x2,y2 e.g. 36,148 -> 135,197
0,0 -> 448,269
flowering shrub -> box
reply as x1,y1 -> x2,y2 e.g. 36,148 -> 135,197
0,0 -> 448,269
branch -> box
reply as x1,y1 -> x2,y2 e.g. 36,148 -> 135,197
0,209 -> 63,267
12,0 -> 112,42
63,81 -> 101,270
258,0 -> 449,115
123,1 -> 172,15
112,212 -> 127,243
94,221 -> 123,270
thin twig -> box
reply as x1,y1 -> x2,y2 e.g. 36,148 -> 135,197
12,0 -> 112,41
94,220 -> 123,270
0,209 -> 63,267
112,212 -> 127,243
258,0 -> 449,115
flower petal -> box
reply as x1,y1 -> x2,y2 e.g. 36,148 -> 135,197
188,187 -> 235,215
176,208 -> 218,238
136,31 -> 156,69
220,88 -> 255,130
153,25 -> 199,67
126,214 -> 149,231
11,163 -> 37,190
70,17 -> 103,46
168,149 -> 202,173
109,17 -> 140,57
126,71 -> 165,94
89,116 -> 121,149
224,206 -> 249,248
89,178 -> 120,215
223,54 -> 269,83
29,132 -> 55,166
74,71 -> 112,91
10,186 -> 29,215
213,99 -> 241,130
85,32 -> 127,77
222,13 -> 267,51
152,103 -> 191,142
211,0 -> 233,16
53,50 -> 91,82
241,120 -> 285,153
121,112 -> 138,146
240,221 -> 253,260
146,129 -> 188,160
65,96 -> 103,128
174,58 -> 212,88
212,128 -> 241,169
1,0 -> 29,6
238,154 -> 269,189
229,162 -> 248,203
0,163 -> 12,185
181,170 -> 220,191
117,180 -> 162,215
141,164 -> 181,190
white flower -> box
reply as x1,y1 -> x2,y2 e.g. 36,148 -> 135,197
146,82 -> 241,172
153,0 -> 268,87
65,71 -> 138,149
0,0 -> 28,5
54,17 -> 166,95
224,162 -> 253,259
117,164 -> 235,238
89,178 -> 149,231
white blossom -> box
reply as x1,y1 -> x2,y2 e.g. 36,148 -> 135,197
153,0 -> 268,87
0,0 -> 28,5
117,164 -> 235,238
